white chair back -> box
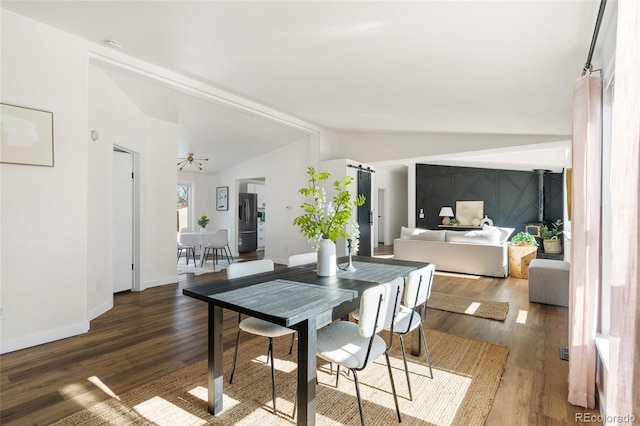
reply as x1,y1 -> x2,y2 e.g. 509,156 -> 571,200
227,259 -> 274,279
403,264 -> 435,308
358,277 -> 403,338
179,232 -> 199,246
287,252 -> 317,267
210,229 -> 228,248
180,227 -> 192,233
382,277 -> 404,330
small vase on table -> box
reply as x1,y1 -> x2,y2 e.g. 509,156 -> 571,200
344,239 -> 356,272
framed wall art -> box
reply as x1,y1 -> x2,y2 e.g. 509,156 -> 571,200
216,186 -> 229,211
455,200 -> 484,226
1,103 -> 54,167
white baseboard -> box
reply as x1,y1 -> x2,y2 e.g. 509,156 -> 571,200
141,275 -> 179,291
87,299 -> 113,321
0,321 -> 89,354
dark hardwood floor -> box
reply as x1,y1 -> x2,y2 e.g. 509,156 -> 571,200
0,247 -> 600,425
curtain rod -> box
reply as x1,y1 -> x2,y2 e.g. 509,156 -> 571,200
582,0 -> 608,76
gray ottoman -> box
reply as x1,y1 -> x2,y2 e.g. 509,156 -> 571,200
528,259 -> 570,307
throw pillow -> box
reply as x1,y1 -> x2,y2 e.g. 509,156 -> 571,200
464,228 -> 501,245
483,225 -> 515,244
413,230 -> 446,241
400,226 -> 446,241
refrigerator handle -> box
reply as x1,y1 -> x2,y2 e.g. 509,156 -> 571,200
244,200 -> 249,224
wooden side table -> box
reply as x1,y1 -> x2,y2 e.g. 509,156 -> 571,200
508,244 -> 538,279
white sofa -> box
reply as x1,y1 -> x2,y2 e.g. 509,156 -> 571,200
393,226 -> 514,278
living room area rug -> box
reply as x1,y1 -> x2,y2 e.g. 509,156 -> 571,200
53,329 -> 508,426
428,292 -> 509,321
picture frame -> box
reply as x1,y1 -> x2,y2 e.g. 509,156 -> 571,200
455,200 -> 484,226
1,103 -> 54,167
216,186 -> 229,211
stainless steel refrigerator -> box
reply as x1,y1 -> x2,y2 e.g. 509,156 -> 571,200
238,193 -> 258,252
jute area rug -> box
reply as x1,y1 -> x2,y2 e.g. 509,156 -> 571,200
428,293 -> 509,321
54,329 -> 508,426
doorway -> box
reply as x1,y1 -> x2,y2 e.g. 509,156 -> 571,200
112,149 -> 134,293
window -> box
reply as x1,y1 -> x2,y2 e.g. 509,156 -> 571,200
177,183 -> 192,231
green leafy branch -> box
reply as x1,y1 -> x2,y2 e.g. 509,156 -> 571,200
293,167 -> 365,244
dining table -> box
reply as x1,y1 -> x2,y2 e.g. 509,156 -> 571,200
182,255 -> 429,426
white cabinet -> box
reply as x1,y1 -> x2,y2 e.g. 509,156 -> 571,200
257,221 -> 266,249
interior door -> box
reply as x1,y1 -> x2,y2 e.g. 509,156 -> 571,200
357,169 -> 373,256
112,150 -> 133,293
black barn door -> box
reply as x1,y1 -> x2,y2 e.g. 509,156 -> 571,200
357,169 -> 372,256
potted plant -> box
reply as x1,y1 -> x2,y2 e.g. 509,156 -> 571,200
197,215 -> 210,230
448,218 -> 460,226
540,219 -> 563,254
508,231 -> 538,279
293,167 -> 365,276
510,231 -> 539,247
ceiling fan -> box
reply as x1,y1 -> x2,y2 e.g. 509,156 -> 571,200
177,153 -> 209,172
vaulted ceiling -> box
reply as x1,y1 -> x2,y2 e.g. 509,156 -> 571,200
2,1 -> 600,173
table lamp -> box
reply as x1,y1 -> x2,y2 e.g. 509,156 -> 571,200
439,207 -> 455,225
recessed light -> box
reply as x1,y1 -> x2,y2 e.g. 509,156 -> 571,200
104,39 -> 122,49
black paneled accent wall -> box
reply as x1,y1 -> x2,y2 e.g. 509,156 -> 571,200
416,164 -> 563,232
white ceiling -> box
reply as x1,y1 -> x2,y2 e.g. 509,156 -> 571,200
2,1 -> 599,174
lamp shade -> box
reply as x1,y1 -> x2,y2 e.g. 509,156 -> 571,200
439,207 -> 454,217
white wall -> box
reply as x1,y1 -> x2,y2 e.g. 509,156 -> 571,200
87,65 -> 146,317
88,65 -> 178,313
1,11 -> 90,352
139,118 -> 179,289
1,12 -> 179,353
205,137 -> 317,264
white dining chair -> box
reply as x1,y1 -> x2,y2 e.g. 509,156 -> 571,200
200,229 -> 232,267
227,259 -> 296,417
287,252 -> 317,267
316,277 -> 404,425
177,232 -> 197,265
385,264 -> 436,401
225,227 -> 235,263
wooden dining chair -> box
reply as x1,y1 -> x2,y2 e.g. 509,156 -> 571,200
227,259 -> 296,417
316,277 -> 404,425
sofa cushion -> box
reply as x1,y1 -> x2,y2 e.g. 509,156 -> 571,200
400,226 -> 445,241
483,225 -> 515,244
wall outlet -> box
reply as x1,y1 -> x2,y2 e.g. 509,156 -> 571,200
0,307 -> 4,320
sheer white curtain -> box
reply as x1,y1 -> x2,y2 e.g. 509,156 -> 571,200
606,0 -> 640,419
568,73 -> 602,409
